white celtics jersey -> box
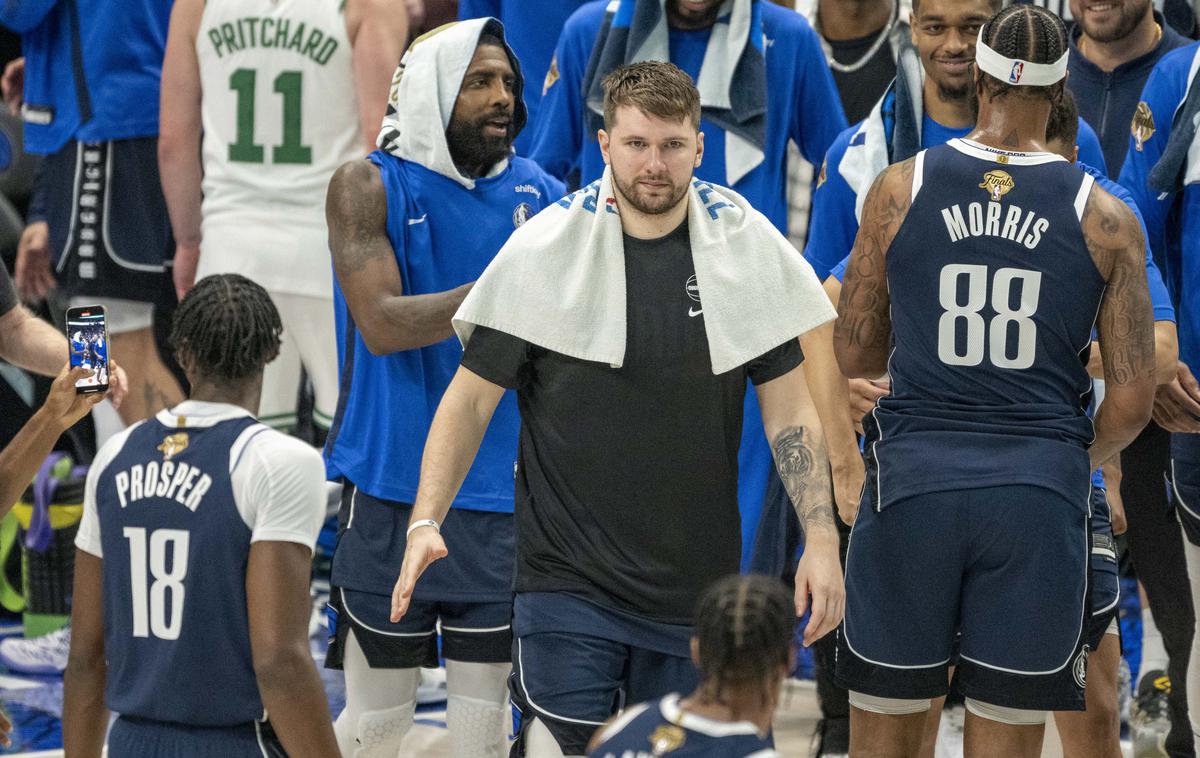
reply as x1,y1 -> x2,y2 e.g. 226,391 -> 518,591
197,0 -> 360,298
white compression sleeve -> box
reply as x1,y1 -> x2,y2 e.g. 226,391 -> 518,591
333,629 -> 420,757
445,659 -> 511,758
1183,539 -> 1200,754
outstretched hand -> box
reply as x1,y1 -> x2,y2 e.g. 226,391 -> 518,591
40,365 -> 106,430
390,526 -> 448,622
793,537 -> 844,647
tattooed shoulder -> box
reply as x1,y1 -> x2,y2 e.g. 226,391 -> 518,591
326,159 -> 390,276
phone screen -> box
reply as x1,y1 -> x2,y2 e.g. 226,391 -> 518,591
66,306 -> 109,392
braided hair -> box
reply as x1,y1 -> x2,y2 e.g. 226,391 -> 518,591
170,274 -> 283,384
977,4 -> 1069,102
693,575 -> 795,715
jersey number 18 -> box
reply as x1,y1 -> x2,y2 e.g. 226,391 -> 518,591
124,527 -> 189,641
938,264 -> 1043,370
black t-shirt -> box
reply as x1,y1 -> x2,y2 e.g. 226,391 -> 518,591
0,264 -> 17,318
461,219 -> 803,623
828,30 -> 897,125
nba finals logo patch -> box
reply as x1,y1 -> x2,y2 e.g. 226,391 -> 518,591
513,203 -> 533,228
648,724 -> 686,754
157,432 -> 189,461
1132,101 -> 1155,152
979,169 -> 1015,201
1009,61 -> 1024,84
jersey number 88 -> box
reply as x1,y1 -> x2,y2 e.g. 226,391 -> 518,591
937,264 -> 1043,370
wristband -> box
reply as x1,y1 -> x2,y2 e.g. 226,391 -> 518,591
406,519 -> 440,537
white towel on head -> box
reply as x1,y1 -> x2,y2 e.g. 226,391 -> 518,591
454,167 -> 835,374
375,18 -> 514,188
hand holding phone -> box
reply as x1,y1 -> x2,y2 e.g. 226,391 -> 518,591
65,305 -> 110,394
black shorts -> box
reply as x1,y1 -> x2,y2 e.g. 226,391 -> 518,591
42,137 -> 173,304
324,586 -> 511,669
837,484 -> 1090,712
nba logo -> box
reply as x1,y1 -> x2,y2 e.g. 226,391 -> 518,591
1009,61 -> 1023,84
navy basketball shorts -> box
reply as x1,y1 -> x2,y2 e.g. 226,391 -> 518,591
40,137 -> 174,304
1087,484 -> 1121,652
1170,432 -> 1200,547
107,716 -> 284,758
837,484 -> 1090,711
508,592 -> 699,756
325,482 -> 513,670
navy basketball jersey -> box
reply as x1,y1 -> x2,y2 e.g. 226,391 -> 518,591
864,139 -> 1106,509
587,694 -> 778,758
93,413 -> 266,726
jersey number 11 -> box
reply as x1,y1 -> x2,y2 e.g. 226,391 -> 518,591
228,68 -> 313,165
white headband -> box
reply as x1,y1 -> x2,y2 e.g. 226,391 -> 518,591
974,29 -> 1068,86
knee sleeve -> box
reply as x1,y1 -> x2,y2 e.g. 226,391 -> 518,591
446,661 -> 511,757
848,691 -> 932,715
352,702 -> 416,758
964,697 -> 1047,726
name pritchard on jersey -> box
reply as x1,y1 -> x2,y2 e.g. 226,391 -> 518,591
940,201 -> 1050,250
113,461 -> 214,511
207,17 -> 340,64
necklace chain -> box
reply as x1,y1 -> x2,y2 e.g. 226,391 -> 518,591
824,0 -> 898,74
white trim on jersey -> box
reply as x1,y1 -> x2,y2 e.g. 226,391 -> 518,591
659,693 -> 764,738
338,588 -> 436,638
440,624 -> 512,634
912,150 -> 926,203
1074,174 -> 1096,221
515,638 -> 607,726
948,138 -> 1068,166
592,702 -> 652,745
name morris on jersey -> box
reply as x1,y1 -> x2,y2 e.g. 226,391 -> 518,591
113,461 -> 213,512
940,201 -> 1049,250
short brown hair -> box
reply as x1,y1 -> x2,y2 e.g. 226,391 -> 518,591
601,61 -> 701,130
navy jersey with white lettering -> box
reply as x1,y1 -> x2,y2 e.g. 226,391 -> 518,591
864,139 -> 1105,509
93,415 -> 264,725
586,694 -> 778,758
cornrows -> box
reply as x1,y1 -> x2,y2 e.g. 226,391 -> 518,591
170,274 -> 283,384
693,574 -> 795,714
977,4 -> 1069,101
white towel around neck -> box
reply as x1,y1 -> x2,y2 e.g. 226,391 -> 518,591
453,167 -> 835,374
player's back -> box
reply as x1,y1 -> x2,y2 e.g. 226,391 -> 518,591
586,695 -> 778,758
197,0 -> 358,219
865,139 -> 1106,508
91,408 -> 269,726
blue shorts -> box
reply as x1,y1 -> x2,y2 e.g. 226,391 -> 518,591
324,587 -> 511,669
837,484 -> 1090,711
41,138 -> 173,304
326,482 -> 514,669
509,593 -> 699,756
107,716 -> 284,758
1170,432 -> 1200,547
330,481 -> 514,601
1087,485 -> 1120,651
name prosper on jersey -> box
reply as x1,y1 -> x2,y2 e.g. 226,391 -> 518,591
207,17 -> 339,65
113,461 -> 214,512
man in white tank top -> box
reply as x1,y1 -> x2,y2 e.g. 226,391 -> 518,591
158,0 -> 407,433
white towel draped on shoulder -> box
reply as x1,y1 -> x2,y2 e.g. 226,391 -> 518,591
454,167 -> 835,375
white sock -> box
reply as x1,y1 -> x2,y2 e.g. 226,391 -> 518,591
1140,606 -> 1169,686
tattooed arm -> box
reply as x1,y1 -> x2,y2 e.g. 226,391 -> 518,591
757,364 -> 843,645
833,158 -> 915,378
1083,185 -> 1156,470
326,160 -> 472,355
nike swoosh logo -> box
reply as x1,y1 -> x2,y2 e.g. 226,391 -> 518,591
407,214 -> 428,225
688,307 -> 703,318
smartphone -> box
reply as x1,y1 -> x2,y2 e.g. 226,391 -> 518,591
65,305 -> 109,394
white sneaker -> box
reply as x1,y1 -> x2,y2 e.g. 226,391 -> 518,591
417,666 -> 447,705
0,625 -> 71,675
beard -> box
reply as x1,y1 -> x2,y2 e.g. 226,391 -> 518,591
445,111 -> 514,175
612,168 -> 689,216
936,78 -> 972,103
1081,0 -> 1151,42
